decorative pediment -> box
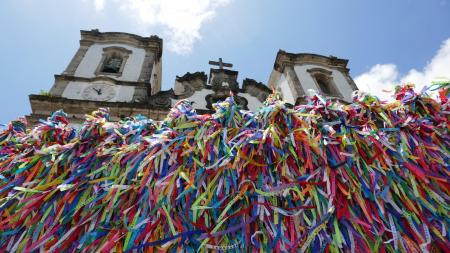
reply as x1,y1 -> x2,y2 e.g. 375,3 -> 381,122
176,72 -> 207,83
242,78 -> 271,102
174,72 -> 207,99
169,58 -> 270,112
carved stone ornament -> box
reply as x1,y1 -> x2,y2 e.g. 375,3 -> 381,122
148,89 -> 175,108
174,72 -> 207,99
205,94 -> 248,110
211,72 -> 240,94
176,72 -> 207,83
242,78 -> 271,102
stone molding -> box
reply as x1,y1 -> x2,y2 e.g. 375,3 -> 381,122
54,74 -> 151,87
306,67 -> 332,76
273,50 -> 349,73
102,46 -> 132,54
28,95 -> 169,124
80,29 -> 163,58
29,94 -> 170,113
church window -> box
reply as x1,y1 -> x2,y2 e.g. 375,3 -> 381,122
96,46 -> 132,77
316,75 -> 332,95
307,68 -> 342,98
102,52 -> 123,73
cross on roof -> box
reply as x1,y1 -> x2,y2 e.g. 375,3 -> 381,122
208,58 -> 233,70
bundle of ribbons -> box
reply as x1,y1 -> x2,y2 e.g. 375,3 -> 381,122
0,83 -> 449,252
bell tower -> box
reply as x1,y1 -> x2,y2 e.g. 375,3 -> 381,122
268,50 -> 358,104
28,29 -> 164,124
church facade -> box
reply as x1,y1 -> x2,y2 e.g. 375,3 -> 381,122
27,30 -> 358,124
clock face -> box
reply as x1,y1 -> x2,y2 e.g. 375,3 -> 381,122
81,84 -> 116,101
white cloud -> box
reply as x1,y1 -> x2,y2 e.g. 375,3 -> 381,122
354,64 -> 399,99
89,0 -> 231,54
94,0 -> 106,11
355,38 -> 450,100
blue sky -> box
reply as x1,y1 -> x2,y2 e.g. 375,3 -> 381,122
1,0 -> 449,124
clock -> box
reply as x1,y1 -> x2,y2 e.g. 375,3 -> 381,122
81,83 -> 116,101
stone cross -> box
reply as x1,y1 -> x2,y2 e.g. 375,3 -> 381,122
208,58 -> 233,69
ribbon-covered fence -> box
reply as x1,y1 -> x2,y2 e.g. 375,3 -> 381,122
0,84 -> 449,252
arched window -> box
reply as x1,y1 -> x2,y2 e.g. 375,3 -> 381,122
316,75 -> 332,95
102,52 -> 123,73
307,68 -> 342,98
96,46 -> 132,77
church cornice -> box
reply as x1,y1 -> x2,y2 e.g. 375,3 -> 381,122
273,50 -> 349,73
28,95 -> 170,123
29,94 -> 170,110
55,74 -> 151,87
80,29 -> 163,58
176,72 -> 208,83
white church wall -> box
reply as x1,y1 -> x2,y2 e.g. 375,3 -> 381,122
239,93 -> 263,111
294,64 -> 353,101
74,43 -> 146,82
171,89 -> 214,110
61,81 -> 135,102
277,73 -> 296,104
